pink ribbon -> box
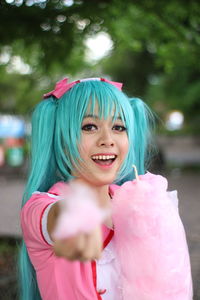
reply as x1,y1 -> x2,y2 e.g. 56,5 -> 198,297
43,77 -> 123,99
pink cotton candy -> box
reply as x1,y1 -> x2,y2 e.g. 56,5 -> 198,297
112,172 -> 193,300
52,182 -> 109,240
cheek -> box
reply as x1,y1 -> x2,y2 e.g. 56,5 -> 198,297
78,136 -> 92,158
121,135 -> 129,157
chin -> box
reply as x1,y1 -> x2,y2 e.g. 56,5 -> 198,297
93,175 -> 116,186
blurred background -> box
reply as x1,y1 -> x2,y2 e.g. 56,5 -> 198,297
0,0 -> 199,299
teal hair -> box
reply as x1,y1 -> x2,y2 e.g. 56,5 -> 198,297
19,79 -> 154,299
54,80 -> 136,183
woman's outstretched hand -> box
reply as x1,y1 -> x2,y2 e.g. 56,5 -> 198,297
53,226 -> 103,261
47,181 -> 108,261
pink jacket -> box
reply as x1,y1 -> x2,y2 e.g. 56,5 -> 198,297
21,182 -> 114,300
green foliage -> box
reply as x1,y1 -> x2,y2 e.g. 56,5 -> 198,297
0,0 -> 111,74
0,237 -> 18,255
0,0 -> 199,133
98,0 -> 200,132
0,69 -> 46,114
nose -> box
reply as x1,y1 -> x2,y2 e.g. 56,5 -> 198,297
97,129 -> 114,147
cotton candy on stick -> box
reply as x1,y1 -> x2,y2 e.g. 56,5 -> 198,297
52,182 -> 109,240
112,167 -> 193,300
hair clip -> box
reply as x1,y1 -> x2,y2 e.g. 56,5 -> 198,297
43,77 -> 123,99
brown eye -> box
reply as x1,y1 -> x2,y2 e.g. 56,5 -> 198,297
81,124 -> 98,131
112,125 -> 127,132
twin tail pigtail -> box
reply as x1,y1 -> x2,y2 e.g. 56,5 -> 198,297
22,97 -> 58,206
20,97 -> 58,300
129,97 -> 155,175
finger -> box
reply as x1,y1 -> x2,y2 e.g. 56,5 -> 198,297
75,232 -> 85,253
54,234 -> 84,259
81,228 -> 102,261
67,233 -> 86,260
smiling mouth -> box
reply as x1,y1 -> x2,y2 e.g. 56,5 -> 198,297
91,154 -> 117,166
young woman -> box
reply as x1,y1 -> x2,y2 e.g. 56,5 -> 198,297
20,78 -> 193,300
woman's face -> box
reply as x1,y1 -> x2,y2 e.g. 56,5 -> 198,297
74,107 -> 129,187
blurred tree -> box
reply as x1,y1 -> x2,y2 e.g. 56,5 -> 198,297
0,67 -> 46,114
97,0 -> 200,132
0,0 -> 199,131
0,0 -> 199,73
0,0 -> 111,74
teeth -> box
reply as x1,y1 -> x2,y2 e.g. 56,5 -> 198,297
92,155 -> 116,160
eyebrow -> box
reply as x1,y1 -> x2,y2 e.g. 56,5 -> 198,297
83,114 -> 122,121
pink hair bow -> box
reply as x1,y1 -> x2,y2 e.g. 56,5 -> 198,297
43,77 -> 123,99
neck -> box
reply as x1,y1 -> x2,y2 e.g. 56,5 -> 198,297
94,184 -> 111,208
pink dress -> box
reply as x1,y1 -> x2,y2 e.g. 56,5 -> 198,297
21,182 -> 116,300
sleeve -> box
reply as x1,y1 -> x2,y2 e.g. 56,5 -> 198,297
21,193 -> 58,250
41,202 -> 55,245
